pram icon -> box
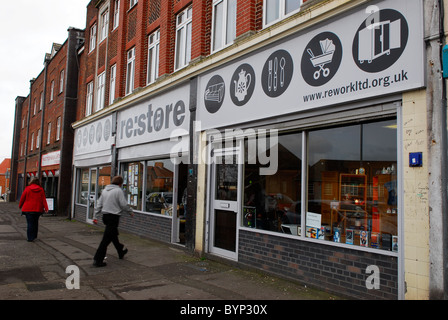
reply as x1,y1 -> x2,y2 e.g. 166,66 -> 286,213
307,38 -> 336,80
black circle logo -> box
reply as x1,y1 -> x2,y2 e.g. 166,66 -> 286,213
230,64 -> 256,106
262,50 -> 294,97
353,9 -> 409,73
204,75 -> 225,114
301,32 -> 343,87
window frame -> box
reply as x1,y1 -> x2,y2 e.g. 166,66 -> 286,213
130,0 -> 138,9
211,0 -> 237,53
263,0 -> 303,28
59,70 -> 65,94
47,122 -> 52,145
86,82 -> 94,116
96,72 -> 106,112
125,48 -> 136,96
147,30 -> 160,85
174,6 -> 193,71
89,24 -> 97,53
56,117 -> 61,141
50,80 -> 55,102
99,9 -> 110,43
110,64 -> 117,105
113,0 -> 120,30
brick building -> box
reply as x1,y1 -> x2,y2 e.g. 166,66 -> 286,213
53,0 -> 448,299
0,158 -> 11,199
10,28 -> 84,215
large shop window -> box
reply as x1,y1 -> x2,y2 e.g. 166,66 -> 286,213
241,119 -> 398,252
243,132 -> 302,234
307,120 -> 397,251
76,167 -> 111,205
122,159 -> 175,215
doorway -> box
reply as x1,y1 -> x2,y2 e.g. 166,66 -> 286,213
209,146 -> 242,260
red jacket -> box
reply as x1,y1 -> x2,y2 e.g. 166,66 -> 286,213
19,184 -> 49,213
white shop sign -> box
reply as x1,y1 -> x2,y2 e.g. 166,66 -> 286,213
42,150 -> 60,167
116,84 -> 190,148
197,0 -> 424,130
74,115 -> 114,156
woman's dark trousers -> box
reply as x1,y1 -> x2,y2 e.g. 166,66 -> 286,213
24,212 -> 41,242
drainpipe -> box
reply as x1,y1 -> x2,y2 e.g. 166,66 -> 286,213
425,0 -> 448,299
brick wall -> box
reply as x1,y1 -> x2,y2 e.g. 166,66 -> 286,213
239,230 -> 398,300
74,204 -> 172,244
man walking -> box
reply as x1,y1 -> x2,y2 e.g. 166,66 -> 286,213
93,176 -> 134,267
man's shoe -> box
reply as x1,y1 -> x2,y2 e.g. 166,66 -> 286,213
93,261 -> 107,267
119,248 -> 128,259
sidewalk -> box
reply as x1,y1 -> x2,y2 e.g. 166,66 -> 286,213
0,202 -> 342,303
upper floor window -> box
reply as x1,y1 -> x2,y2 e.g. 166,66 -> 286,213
130,0 -> 138,9
264,0 -> 302,27
97,72 -> 106,111
89,24 -> 97,52
59,70 -> 65,94
47,122 -> 52,145
50,80 -> 55,101
86,82 -> 94,116
110,65 -> 117,105
36,129 -> 40,149
113,0 -> 120,30
31,132 -> 34,151
147,30 -> 160,85
126,48 -> 136,95
100,9 -> 109,43
33,99 -> 37,116
212,0 -> 237,52
40,92 -> 44,110
56,117 -> 61,141
175,6 -> 193,71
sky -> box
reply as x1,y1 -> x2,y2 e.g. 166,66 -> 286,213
0,0 -> 90,163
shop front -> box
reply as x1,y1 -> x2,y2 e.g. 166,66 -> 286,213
195,0 -> 424,299
72,82 -> 191,246
72,115 -> 114,224
114,83 -> 190,245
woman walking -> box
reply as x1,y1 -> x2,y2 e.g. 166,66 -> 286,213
19,177 -> 48,242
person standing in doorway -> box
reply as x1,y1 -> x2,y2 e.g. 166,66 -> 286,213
93,176 -> 134,267
19,177 -> 49,242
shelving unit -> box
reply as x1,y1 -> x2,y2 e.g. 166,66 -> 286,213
337,174 -> 367,233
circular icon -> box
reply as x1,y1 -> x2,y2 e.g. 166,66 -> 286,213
262,50 -> 294,97
230,64 -> 256,106
353,9 -> 409,73
301,32 -> 343,87
89,125 -> 95,145
104,119 -> 111,141
204,75 -> 225,114
96,122 -> 102,143
83,128 -> 88,146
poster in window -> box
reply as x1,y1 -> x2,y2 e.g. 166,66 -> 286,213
360,230 -> 369,247
346,229 -> 354,244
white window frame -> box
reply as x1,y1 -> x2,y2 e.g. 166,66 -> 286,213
126,48 -> 136,96
56,117 -> 61,141
86,82 -> 94,116
89,24 -> 97,52
59,70 -> 65,94
36,129 -> 40,149
110,64 -> 117,105
147,30 -> 160,85
47,122 -> 52,145
263,0 -> 302,28
50,80 -> 55,101
174,6 -> 193,71
40,92 -> 44,111
130,0 -> 138,9
96,72 -> 106,111
100,9 -> 109,43
33,99 -> 37,115
212,0 -> 237,53
113,0 -> 120,30
31,133 -> 34,151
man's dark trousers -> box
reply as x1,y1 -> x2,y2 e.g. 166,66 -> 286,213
94,213 -> 125,263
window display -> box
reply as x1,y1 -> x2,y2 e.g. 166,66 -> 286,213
241,119 -> 398,252
243,132 -> 302,234
307,119 -> 397,251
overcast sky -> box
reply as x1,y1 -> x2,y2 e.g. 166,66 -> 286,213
0,0 -> 90,163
